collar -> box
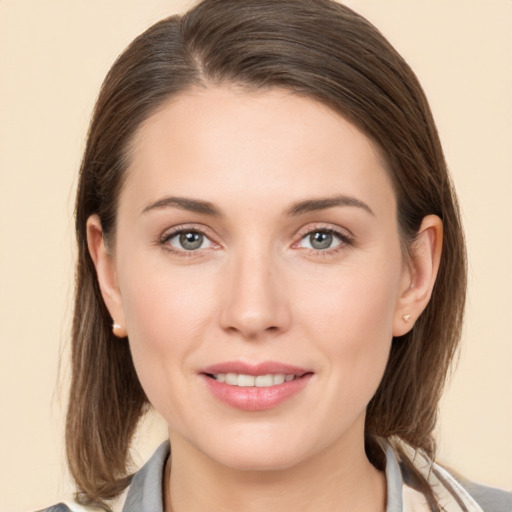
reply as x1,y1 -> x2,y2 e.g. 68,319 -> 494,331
119,440 -> 489,512
122,441 -> 169,512
121,440 -> 417,512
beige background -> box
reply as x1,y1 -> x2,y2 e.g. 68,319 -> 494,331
1,1 -> 511,510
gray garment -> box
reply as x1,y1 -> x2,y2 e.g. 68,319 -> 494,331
122,441 -> 512,512
37,506 -> 72,512
457,479 -> 512,512
124,442 -> 406,511
122,441 -> 168,512
39,441 -> 512,512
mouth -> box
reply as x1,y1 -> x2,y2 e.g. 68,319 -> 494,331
200,362 -> 313,411
205,372 -> 303,387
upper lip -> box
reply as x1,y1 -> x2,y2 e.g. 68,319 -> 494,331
201,361 -> 311,377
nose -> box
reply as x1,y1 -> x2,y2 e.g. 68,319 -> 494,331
219,248 -> 291,339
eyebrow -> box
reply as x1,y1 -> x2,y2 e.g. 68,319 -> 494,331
285,195 -> 375,217
141,194 -> 374,217
142,196 -> 222,217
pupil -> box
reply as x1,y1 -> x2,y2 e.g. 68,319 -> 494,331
180,232 -> 203,250
310,231 -> 332,250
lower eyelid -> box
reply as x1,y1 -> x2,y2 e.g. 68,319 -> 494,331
159,225 -> 226,256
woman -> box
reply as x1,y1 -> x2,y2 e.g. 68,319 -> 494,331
43,0 -> 511,511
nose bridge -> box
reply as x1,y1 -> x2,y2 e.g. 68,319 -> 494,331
219,239 -> 289,338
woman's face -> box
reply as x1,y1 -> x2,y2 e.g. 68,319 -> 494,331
96,87 -> 414,471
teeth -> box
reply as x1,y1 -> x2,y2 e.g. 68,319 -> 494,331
238,374 -> 255,387
213,373 -> 296,387
273,374 -> 285,385
255,374 -> 273,387
225,373 -> 238,385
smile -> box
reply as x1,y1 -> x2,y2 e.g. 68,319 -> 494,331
201,362 -> 313,411
210,373 -> 297,387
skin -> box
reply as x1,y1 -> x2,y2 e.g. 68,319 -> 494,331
88,86 -> 442,512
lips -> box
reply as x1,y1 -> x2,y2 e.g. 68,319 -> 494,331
200,361 -> 313,411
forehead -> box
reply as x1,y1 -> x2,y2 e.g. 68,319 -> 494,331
123,86 -> 395,217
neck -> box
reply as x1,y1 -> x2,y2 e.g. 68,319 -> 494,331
164,430 -> 386,512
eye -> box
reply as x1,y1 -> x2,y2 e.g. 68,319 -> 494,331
166,230 -> 213,251
298,229 -> 348,251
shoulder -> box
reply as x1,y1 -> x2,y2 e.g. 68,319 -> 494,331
434,463 -> 512,512
457,477 -> 512,512
36,506 -> 73,512
36,441 -> 170,512
386,439 -> 512,512
35,503 -> 105,512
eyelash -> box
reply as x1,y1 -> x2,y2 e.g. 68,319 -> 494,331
158,224 -> 218,258
158,224 -> 353,257
294,224 -> 353,256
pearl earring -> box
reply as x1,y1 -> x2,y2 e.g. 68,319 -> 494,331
402,314 -> 411,323
112,322 -> 127,338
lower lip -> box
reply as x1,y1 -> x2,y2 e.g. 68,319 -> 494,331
202,374 -> 312,411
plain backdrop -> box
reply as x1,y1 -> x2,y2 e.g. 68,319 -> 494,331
1,1 -> 511,510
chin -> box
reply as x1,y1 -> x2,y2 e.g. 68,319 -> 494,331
190,425 -> 318,473
213,445 -> 306,472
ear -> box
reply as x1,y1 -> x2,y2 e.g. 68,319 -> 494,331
87,215 -> 127,338
393,215 -> 443,337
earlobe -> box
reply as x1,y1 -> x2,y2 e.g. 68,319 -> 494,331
86,215 -> 127,336
393,215 -> 443,337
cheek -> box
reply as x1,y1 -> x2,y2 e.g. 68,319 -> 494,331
297,253 -> 402,340
294,251 -> 403,396
116,257 -> 218,408
119,252 -> 217,340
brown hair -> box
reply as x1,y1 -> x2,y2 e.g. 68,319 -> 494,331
68,0 -> 466,509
